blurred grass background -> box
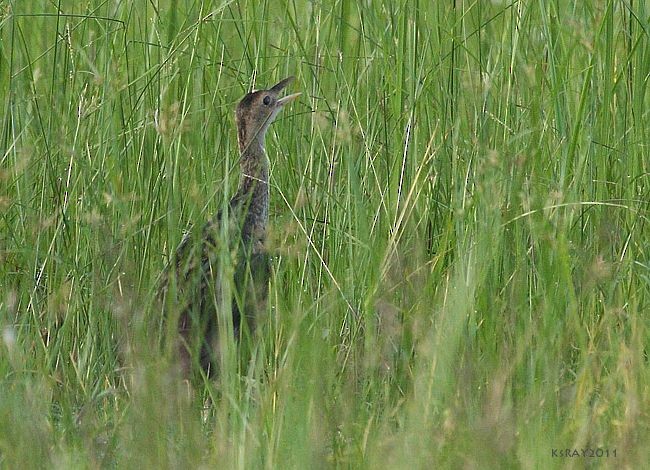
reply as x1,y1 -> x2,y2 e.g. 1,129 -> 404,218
1,0 -> 649,467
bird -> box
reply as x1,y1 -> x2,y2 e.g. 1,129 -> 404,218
158,76 -> 300,377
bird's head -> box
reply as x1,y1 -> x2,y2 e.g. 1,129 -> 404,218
235,76 -> 301,152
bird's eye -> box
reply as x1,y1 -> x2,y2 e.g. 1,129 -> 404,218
263,95 -> 271,105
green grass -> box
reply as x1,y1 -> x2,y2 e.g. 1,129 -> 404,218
1,0 -> 649,467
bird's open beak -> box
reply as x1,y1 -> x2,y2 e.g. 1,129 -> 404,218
272,76 -> 301,106
277,92 -> 301,106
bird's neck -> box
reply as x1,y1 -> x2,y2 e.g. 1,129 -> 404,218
237,137 -> 269,196
234,137 -> 270,230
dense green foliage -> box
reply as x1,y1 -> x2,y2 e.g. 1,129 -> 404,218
1,0 -> 649,467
